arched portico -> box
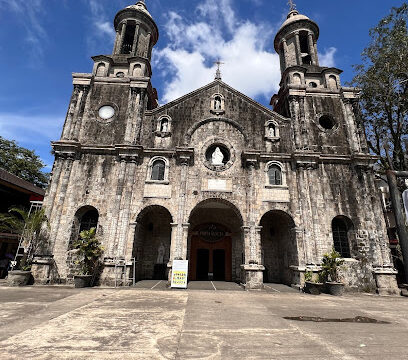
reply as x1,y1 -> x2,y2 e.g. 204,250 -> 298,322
187,199 -> 244,282
133,205 -> 173,281
259,210 -> 298,286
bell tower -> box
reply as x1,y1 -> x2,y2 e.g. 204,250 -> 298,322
270,5 -> 367,155
274,8 -> 319,72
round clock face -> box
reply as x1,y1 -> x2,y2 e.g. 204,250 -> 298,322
98,105 -> 115,120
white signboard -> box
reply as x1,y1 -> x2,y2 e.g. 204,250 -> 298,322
171,260 -> 189,289
403,190 -> 408,222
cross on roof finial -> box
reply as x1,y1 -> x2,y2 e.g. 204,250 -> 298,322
214,59 -> 224,80
288,0 -> 296,11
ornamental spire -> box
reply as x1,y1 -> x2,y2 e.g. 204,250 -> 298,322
288,0 -> 296,11
214,59 -> 224,80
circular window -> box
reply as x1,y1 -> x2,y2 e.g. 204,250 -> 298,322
116,72 -> 125,78
98,105 -> 115,120
205,144 -> 230,166
319,115 -> 335,130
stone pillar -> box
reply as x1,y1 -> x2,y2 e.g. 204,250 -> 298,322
133,89 -> 146,144
288,96 -> 302,149
313,39 -> 319,66
44,158 -> 64,218
118,21 -> 127,54
113,28 -> 120,54
342,99 -> 361,153
132,24 -> 140,56
107,159 -> 127,256
294,32 -> 302,65
71,85 -> 90,141
308,33 -> 317,65
175,160 -> 189,259
124,88 -> 139,143
116,160 -> 137,257
241,153 -> 264,289
61,86 -> 80,140
167,223 -> 179,283
282,38 -> 289,69
144,33 -> 152,58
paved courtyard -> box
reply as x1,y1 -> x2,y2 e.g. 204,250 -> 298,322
0,281 -> 407,359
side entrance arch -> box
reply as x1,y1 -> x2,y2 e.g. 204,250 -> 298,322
260,210 -> 298,285
132,205 -> 173,281
188,199 -> 243,282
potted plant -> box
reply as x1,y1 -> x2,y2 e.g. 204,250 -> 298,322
73,227 -> 104,288
303,270 -> 324,295
321,249 -> 345,296
0,207 -> 49,286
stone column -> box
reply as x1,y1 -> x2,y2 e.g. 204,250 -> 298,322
342,99 -> 361,153
132,24 -> 140,56
294,32 -> 302,65
118,21 -> 127,54
116,160 -> 137,257
71,85 -> 91,141
288,96 -> 302,150
107,158 -> 127,256
281,38 -> 289,72
133,89 -> 146,144
175,160 -> 189,259
61,86 -> 80,140
124,88 -> 139,143
113,28 -> 120,54
144,33 -> 151,58
313,40 -> 319,66
44,158 -> 64,219
308,33 -> 318,65
242,154 -> 264,289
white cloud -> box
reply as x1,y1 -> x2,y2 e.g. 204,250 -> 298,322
0,112 -> 64,145
155,0 -> 281,104
319,47 -> 337,68
0,0 -> 47,66
84,0 -> 116,54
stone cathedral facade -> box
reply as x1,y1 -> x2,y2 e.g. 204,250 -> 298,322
34,1 -> 399,294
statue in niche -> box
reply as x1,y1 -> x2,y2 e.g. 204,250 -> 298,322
161,119 -> 168,133
156,242 -> 165,264
212,147 -> 224,165
214,97 -> 222,110
268,124 -> 276,137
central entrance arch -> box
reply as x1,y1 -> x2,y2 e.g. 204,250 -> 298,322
188,199 -> 243,282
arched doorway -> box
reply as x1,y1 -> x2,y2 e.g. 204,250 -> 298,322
133,206 -> 172,281
260,210 -> 297,285
188,199 -> 243,282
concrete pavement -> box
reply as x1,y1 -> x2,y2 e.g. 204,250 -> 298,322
0,282 -> 407,359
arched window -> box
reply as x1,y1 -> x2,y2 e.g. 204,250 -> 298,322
332,217 -> 352,258
80,209 -> 99,232
268,165 -> 282,186
151,160 -> 165,181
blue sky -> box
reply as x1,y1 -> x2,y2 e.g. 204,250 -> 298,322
0,0 -> 405,171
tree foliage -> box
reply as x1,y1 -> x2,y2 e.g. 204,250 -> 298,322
0,136 -> 49,188
352,4 -> 408,171
0,207 -> 49,270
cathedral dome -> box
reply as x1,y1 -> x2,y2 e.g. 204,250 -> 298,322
125,1 -> 152,19
279,10 -> 310,30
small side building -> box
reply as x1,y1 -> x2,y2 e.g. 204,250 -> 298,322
0,168 -> 45,274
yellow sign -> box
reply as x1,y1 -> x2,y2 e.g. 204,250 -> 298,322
171,260 -> 188,289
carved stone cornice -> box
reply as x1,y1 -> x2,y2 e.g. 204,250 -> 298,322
115,144 -> 143,163
52,141 -> 81,160
242,151 -> 261,169
175,147 -> 194,166
292,152 -> 319,170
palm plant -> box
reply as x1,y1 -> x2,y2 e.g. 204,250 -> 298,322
0,207 -> 49,270
73,227 -> 104,275
321,249 -> 345,283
